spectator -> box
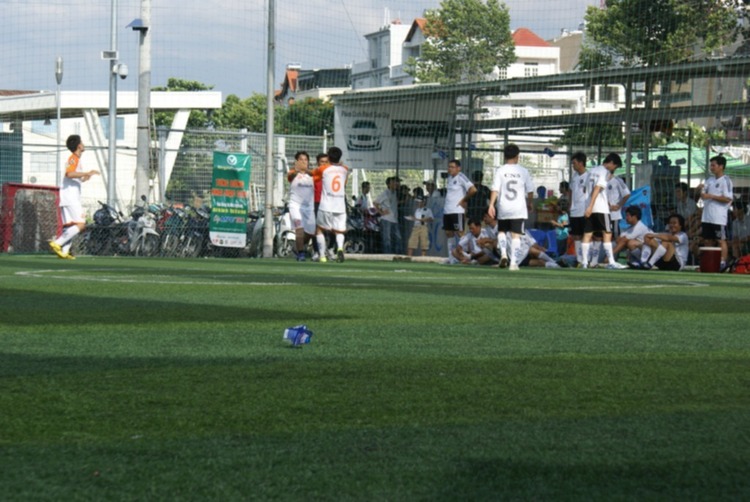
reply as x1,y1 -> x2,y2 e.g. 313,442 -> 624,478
731,200 -> 750,259
406,196 -> 434,257
612,205 -> 650,262
374,176 -> 403,254
698,155 -> 734,271
467,170 -> 491,222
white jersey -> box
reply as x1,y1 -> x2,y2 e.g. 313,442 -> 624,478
622,220 -> 650,242
491,163 -> 535,220
412,207 -> 433,228
673,231 -> 689,269
458,232 -> 483,255
569,170 -> 588,218
59,153 -> 83,207
316,163 -> 349,213
607,176 -> 630,220
701,175 -> 733,226
444,172 -> 474,215
288,172 -> 314,207
375,189 -> 398,224
585,165 -> 610,215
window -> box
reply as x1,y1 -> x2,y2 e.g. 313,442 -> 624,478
497,67 -> 508,80
524,62 -> 538,77
511,105 -> 526,118
100,117 -> 125,141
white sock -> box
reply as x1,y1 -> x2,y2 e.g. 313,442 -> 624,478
574,240 -> 582,262
581,242 -> 590,267
447,235 -> 458,258
649,244 -> 667,266
55,225 -> 80,247
590,241 -> 602,266
316,234 -> 327,257
510,238 -> 521,266
640,246 -> 652,264
538,252 -> 554,264
497,233 -> 508,258
335,233 -> 345,251
603,242 -> 615,264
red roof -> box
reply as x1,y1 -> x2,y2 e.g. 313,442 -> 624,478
512,28 -> 550,47
405,18 -> 427,43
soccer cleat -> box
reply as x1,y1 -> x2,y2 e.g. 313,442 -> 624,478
296,252 -> 305,262
606,262 -> 627,270
499,257 -> 509,269
311,252 -> 320,262
508,263 -> 520,271
545,261 -> 560,268
336,248 -> 345,263
48,241 -> 66,259
640,262 -> 653,270
319,255 -> 327,263
62,253 -> 76,260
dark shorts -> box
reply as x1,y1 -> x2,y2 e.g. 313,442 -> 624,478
497,218 -> 525,235
443,213 -> 465,233
655,254 -> 681,271
584,213 -> 611,234
569,216 -> 585,237
701,222 -> 726,241
519,254 -> 532,267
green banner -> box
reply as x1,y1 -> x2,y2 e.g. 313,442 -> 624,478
210,152 -> 251,248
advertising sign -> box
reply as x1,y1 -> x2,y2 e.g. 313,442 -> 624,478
209,152 -> 251,248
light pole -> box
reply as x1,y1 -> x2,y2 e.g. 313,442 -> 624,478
55,57 -> 63,187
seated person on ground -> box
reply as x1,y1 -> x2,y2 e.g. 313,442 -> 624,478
633,213 -> 689,271
512,231 -> 560,268
612,205 -> 650,262
451,218 -> 498,265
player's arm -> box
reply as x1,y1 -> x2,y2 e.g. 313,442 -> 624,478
460,185 -> 477,209
487,190 -> 498,219
585,185 -> 602,217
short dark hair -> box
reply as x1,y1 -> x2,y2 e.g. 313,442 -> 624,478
467,217 -> 482,227
625,205 -> 641,219
503,143 -> 520,160
448,158 -> 461,167
327,146 -> 343,163
559,181 -> 570,191
572,151 -> 587,164
710,155 -> 727,169
361,181 -> 370,189
667,213 -> 685,230
66,134 -> 82,153
675,182 -> 689,192
294,151 -> 308,161
604,152 -> 623,167
316,153 -> 328,163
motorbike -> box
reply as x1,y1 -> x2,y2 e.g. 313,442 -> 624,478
158,204 -> 188,258
126,196 -> 161,257
344,203 -> 366,254
179,205 -> 211,258
83,201 -> 129,256
273,205 -> 296,258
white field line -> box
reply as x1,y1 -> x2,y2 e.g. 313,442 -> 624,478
15,269 -> 295,286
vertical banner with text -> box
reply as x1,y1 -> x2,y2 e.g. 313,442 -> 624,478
210,152 -> 251,248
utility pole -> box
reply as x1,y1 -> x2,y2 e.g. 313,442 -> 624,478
133,0 -> 152,205
263,0 -> 276,257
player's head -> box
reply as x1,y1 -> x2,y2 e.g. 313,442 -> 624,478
447,159 -> 461,174
709,155 -> 726,174
675,181 -> 689,199
624,205 -> 642,222
503,144 -> 520,161
571,151 -> 587,172
361,181 -> 370,193
66,134 -> 83,153
603,152 -> 623,170
316,153 -> 329,166
327,146 -> 343,164
294,151 -> 309,162
667,213 -> 685,232
468,217 -> 482,236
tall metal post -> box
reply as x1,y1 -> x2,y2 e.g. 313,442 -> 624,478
55,57 -> 63,186
107,0 -> 119,209
263,0 -> 276,257
134,0 -> 152,204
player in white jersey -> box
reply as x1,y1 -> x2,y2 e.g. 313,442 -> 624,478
612,205 -> 650,262
488,143 -> 534,270
568,152 -> 589,265
451,217 -> 498,265
287,151 -> 316,261
313,146 -> 349,263
607,173 -> 631,241
698,155 -> 734,270
637,213 -> 690,271
510,231 -> 560,268
581,152 -> 626,269
48,135 -> 99,259
442,159 -> 477,260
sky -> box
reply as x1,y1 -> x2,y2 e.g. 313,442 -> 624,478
1,0 -> 600,99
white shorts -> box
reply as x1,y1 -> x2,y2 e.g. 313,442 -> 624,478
61,203 -> 85,225
317,210 -> 347,233
289,203 -> 316,235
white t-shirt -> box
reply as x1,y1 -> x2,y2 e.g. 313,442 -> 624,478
732,214 -> 750,240
569,170 -> 588,218
491,163 -> 535,220
673,231 -> 689,268
444,172 -> 474,215
701,175 -> 733,226
288,172 -> 314,207
412,207 -> 433,228
622,220 -> 650,242
585,165 -> 610,215
375,189 -> 398,224
59,153 -> 83,207
317,163 -> 349,214
458,232 -> 482,256
607,176 -> 630,221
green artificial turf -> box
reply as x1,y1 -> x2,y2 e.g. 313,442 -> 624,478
0,255 -> 748,500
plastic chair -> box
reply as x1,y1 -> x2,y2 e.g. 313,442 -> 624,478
545,230 -> 559,257
529,229 -> 546,247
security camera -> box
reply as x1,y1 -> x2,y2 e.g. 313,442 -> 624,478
113,63 -> 128,79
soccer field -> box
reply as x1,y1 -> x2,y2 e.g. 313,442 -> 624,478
1,255 -> 748,500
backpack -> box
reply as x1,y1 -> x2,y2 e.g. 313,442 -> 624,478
733,255 -> 750,274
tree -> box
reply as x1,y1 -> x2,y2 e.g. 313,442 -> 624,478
580,0 -> 742,70
212,93 -> 268,132
407,0 -> 515,84
152,78 -> 215,128
277,98 -> 334,136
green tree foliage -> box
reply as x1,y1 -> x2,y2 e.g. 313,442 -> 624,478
212,94 -> 268,132
277,98 -> 334,136
580,0 -> 742,70
407,0 -> 515,84
152,78 -> 215,128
